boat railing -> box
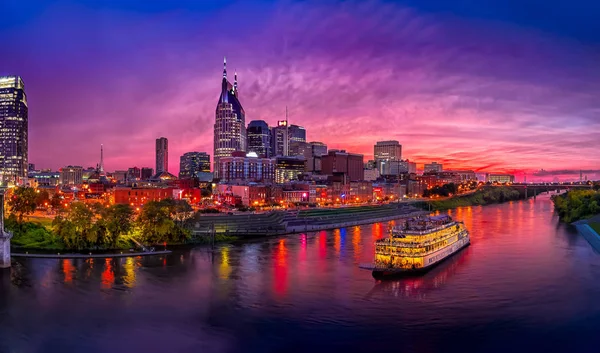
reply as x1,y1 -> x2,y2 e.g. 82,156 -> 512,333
392,222 -> 458,236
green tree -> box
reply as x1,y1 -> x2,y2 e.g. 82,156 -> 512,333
136,200 -> 176,244
103,204 -> 134,247
8,187 -> 38,223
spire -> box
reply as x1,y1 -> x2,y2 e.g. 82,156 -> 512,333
285,106 -> 288,124
234,69 -> 238,94
223,56 -> 227,79
99,144 -> 104,173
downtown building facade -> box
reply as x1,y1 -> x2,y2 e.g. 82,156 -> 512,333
179,152 -> 210,179
321,150 -> 364,182
214,58 -> 246,177
247,120 -> 271,158
0,76 -> 28,185
374,140 -> 402,176
218,155 -> 275,183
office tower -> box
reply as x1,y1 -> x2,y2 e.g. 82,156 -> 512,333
374,140 -> 402,175
288,124 -> 306,143
214,58 -> 246,176
179,152 -> 211,179
156,137 -> 168,174
271,120 -> 289,157
0,76 -> 28,185
247,120 -> 271,157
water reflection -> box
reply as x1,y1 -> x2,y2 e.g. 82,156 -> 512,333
273,239 -> 288,297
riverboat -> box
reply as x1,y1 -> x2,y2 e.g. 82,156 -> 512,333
361,214 -> 470,279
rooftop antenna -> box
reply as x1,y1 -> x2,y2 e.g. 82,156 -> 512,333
234,69 -> 238,95
99,144 -> 104,174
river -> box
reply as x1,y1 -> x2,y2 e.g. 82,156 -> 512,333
1,194 -> 600,353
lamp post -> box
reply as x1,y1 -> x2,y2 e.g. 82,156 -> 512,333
0,188 -> 13,268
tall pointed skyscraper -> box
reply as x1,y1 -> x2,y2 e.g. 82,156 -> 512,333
213,58 -> 246,177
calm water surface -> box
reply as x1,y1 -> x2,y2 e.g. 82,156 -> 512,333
2,194 -> 600,353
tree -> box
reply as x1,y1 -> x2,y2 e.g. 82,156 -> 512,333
50,193 -> 64,213
8,187 -> 37,223
103,204 -> 134,247
136,201 -> 176,244
68,203 -> 97,248
35,189 -> 50,207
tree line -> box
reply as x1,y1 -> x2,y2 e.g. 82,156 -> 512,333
552,189 -> 600,223
5,187 -> 194,250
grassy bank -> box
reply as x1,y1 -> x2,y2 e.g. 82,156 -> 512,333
590,223 -> 600,235
552,190 -> 600,223
421,186 -> 525,211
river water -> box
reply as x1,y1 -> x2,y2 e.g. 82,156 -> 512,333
1,194 -> 600,353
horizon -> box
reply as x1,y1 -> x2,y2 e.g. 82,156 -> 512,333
2,0 -> 599,182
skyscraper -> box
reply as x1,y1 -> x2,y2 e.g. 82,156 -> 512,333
374,140 -> 402,175
271,120 -> 289,157
247,120 -> 271,158
288,124 -> 306,143
156,137 -> 168,174
214,58 -> 246,177
179,152 -> 210,179
0,76 -> 28,185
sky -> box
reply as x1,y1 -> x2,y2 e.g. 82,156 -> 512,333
1,0 -> 599,182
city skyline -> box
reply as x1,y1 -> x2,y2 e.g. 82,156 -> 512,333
2,1 -> 599,181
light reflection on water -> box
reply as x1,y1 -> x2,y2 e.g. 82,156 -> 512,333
2,194 -> 600,353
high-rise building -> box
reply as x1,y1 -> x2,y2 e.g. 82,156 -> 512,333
0,76 -> 28,185
214,58 -> 246,176
374,140 -> 402,175
271,120 -> 289,157
424,162 -> 443,173
288,124 -> 306,143
179,152 -> 210,179
247,120 -> 271,158
156,137 -> 168,174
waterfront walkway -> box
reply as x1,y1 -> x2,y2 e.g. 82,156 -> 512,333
12,250 -> 172,259
191,203 -> 428,238
575,221 -> 600,253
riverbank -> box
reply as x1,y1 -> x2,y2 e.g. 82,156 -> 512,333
552,189 -> 600,223
189,203 -> 428,240
11,250 -> 172,259
420,186 -> 527,211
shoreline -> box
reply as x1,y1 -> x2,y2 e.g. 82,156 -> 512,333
10,187 -> 537,252
11,250 -> 172,259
